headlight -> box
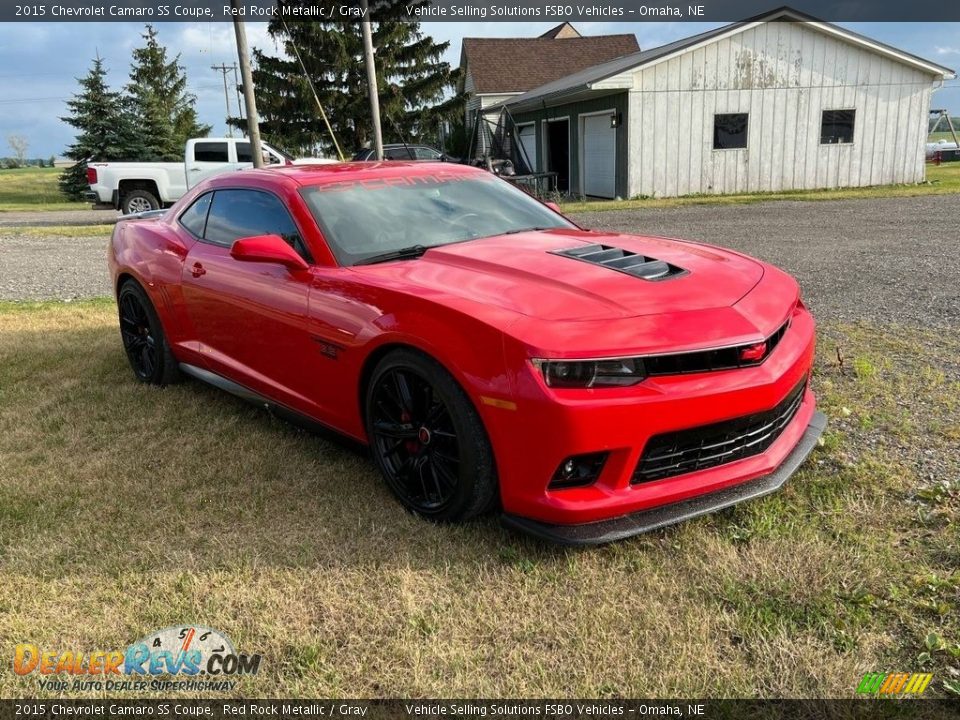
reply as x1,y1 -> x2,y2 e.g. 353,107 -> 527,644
532,357 -> 645,388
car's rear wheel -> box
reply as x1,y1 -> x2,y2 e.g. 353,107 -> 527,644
117,280 -> 180,385
365,349 -> 497,522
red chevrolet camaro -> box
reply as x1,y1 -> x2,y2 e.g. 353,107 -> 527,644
108,161 -> 825,544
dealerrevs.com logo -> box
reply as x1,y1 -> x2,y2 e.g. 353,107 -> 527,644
13,626 -> 261,692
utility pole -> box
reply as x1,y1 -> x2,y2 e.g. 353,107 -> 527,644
360,0 -> 383,160
230,0 -> 263,168
211,63 -> 234,137
232,63 -> 244,122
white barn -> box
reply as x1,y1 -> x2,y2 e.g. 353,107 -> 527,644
499,8 -> 956,199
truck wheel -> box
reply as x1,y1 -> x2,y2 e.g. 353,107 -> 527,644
121,190 -> 160,215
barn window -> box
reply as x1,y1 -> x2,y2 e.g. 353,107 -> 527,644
713,113 -> 748,150
821,110 -> 856,144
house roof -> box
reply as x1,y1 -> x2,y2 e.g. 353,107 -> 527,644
461,33 -> 639,95
497,6 -> 956,112
539,23 -> 581,39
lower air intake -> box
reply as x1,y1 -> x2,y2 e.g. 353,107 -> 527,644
633,381 -> 806,483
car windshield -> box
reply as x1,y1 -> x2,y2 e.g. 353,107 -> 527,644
300,172 -> 574,266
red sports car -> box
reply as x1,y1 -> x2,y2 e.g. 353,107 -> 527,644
108,162 -> 825,544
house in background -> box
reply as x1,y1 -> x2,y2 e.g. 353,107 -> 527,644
459,23 -> 639,140
476,8 -> 955,199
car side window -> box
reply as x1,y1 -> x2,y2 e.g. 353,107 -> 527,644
385,146 -> 415,160
236,142 -> 253,163
194,142 -> 229,163
204,189 -> 312,262
178,193 -> 213,238
414,147 -> 441,160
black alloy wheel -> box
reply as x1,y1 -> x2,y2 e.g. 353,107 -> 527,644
366,349 -> 497,522
117,280 -> 180,385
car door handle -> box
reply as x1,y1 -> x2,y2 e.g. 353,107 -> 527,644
190,262 -> 206,278
189,168 -> 201,172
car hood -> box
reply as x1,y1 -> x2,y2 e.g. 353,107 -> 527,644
356,229 -> 765,322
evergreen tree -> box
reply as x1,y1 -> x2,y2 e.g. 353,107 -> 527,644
246,2 -> 462,156
126,25 -> 210,161
59,56 -> 143,200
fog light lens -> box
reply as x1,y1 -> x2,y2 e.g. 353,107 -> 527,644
549,452 -> 609,489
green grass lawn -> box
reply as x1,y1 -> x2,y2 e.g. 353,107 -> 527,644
0,166 -> 86,212
560,164 -> 960,213
3,161 -> 960,216
0,225 -> 115,237
929,131 -> 960,144
0,300 -> 957,699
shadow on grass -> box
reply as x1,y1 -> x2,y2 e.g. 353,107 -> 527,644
0,322 -> 575,578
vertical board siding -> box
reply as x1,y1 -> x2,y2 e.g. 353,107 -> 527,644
625,23 -> 935,198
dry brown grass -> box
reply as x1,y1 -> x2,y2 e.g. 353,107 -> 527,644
0,300 -> 957,699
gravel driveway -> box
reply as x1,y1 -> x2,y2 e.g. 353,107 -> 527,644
577,195 -> 960,329
1,195 -> 958,328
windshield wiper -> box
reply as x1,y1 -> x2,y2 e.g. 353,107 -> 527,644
354,245 -> 430,266
503,226 -> 551,235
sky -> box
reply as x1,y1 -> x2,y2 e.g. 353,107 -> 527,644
0,20 -> 957,158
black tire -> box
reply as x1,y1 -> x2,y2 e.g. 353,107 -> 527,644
365,349 -> 498,522
117,280 -> 180,386
121,189 -> 160,215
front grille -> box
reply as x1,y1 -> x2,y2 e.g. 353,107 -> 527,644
632,381 -> 806,483
644,320 -> 789,376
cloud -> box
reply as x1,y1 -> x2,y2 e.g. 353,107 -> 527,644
935,46 -> 960,56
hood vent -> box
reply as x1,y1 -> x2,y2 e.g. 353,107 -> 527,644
551,244 -> 687,281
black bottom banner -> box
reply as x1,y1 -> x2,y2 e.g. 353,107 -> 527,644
1,700 -> 958,720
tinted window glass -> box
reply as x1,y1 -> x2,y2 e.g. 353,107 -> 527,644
204,189 -> 311,261
385,146 -> 416,160
236,142 -> 253,163
414,147 -> 441,160
178,193 -> 212,237
194,142 -> 229,163
821,110 -> 855,144
714,113 -> 748,149
301,174 -> 574,266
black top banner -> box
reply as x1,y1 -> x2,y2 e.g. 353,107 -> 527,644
0,700 -> 959,720
6,0 -> 960,23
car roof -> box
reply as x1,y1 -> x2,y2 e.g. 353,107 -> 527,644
245,161 -> 484,187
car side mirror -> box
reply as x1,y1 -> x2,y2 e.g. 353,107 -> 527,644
231,234 -> 309,271
545,201 -> 563,214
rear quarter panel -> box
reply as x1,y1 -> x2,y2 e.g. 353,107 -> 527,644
110,218 -> 196,347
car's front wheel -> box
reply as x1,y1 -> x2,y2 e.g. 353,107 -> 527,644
117,280 -> 180,385
365,349 -> 498,522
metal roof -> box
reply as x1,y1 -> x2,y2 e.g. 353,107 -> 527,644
495,6 -> 956,113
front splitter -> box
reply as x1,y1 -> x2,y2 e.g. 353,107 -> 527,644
502,411 -> 828,546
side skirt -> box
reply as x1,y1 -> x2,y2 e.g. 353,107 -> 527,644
178,363 -> 366,450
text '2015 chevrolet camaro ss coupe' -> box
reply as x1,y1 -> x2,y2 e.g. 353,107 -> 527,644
108,162 -> 825,545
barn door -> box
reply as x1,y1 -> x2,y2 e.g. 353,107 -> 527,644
517,123 -> 538,173
582,114 -> 616,198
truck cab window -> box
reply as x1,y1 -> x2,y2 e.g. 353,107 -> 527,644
194,142 -> 229,163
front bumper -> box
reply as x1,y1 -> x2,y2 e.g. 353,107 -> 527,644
503,410 -> 826,545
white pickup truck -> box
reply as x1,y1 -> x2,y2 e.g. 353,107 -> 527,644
85,138 -> 297,215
